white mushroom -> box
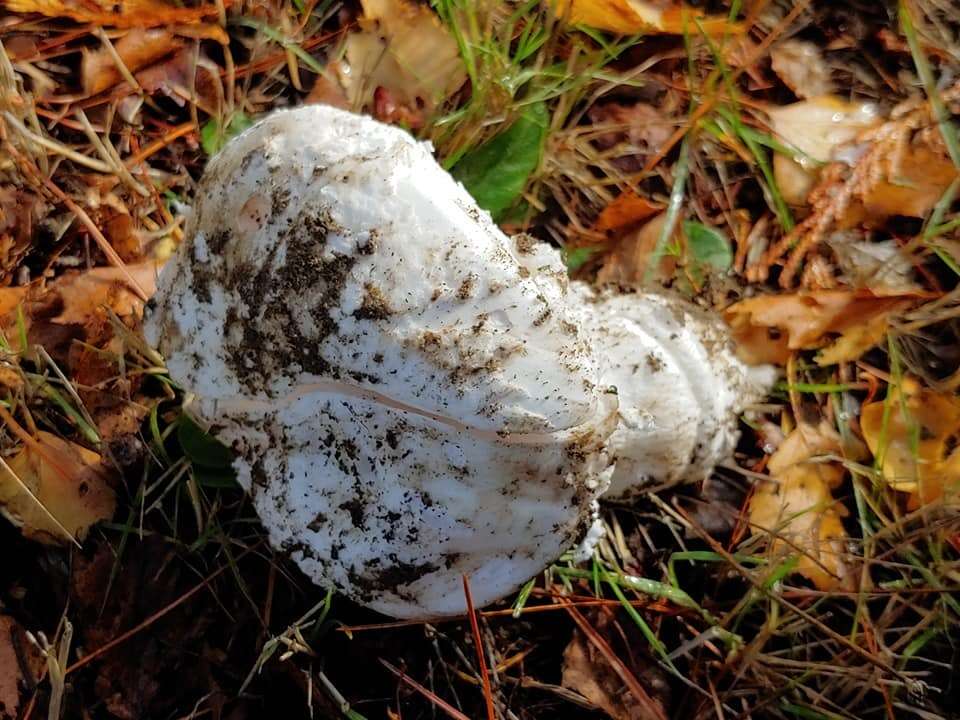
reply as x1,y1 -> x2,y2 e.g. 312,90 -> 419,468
144,106 -> 618,619
145,105 -> 772,619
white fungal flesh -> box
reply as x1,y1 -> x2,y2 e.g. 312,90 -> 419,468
508,238 -> 775,499
144,106 -> 618,619
145,105 -> 773,619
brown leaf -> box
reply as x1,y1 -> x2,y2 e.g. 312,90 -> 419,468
749,422 -> 853,591
82,28 -> 183,96
597,213 -> 679,286
0,262 -> 159,350
0,187 -> 42,284
0,431 -> 116,545
553,0 -> 738,35
562,631 -> 657,720
861,379 -> 960,508
135,49 -> 221,111
4,0 -> 223,28
588,102 -> 675,155
0,615 -> 44,719
723,290 -> 916,366
339,0 -> 466,124
770,40 -> 834,99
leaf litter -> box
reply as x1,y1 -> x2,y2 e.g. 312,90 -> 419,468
1,0 -> 959,719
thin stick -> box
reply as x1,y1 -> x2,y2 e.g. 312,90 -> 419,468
560,597 -> 668,720
67,543 -> 260,674
379,658 -> 471,720
3,140 -> 150,301
462,575 -> 496,720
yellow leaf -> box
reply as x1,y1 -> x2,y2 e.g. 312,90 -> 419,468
749,423 -> 852,591
2,0 -> 222,28
860,379 -> 960,508
553,0 -> 737,35
0,431 -> 116,545
815,312 -> 890,366
724,290 -> 915,366
767,96 -> 881,205
853,143 -> 960,224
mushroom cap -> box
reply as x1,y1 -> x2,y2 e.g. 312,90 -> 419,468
144,106 -> 618,618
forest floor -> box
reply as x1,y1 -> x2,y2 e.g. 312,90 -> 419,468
1,1 -> 959,718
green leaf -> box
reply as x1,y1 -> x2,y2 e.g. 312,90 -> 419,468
562,245 -> 600,271
178,414 -> 234,469
451,102 -> 549,221
200,111 -> 255,156
683,220 -> 733,272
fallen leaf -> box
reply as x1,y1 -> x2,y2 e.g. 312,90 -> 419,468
847,142 -> 960,225
683,220 -> 732,273
0,262 -> 159,350
305,71 -> 350,109
597,212 -> 679,285
3,0 -> 223,28
200,111 -> 254,156
0,187 -> 42,284
766,85 -> 960,287
749,422 -> 852,591
0,615 -> 44,719
724,290 -> 916,366
562,630 -> 663,720
81,28 -> 182,96
340,0 -> 466,124
135,49 -> 221,112
596,192 -> 661,234
768,96 -> 881,204
860,379 -> 960,507
554,0 -> 738,35
826,235 -> 920,293
770,39 -> 834,99
452,102 -> 549,221
588,102 -> 675,156
0,431 -> 116,545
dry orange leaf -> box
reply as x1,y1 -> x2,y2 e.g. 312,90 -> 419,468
554,0 -> 738,35
596,192 -> 661,233
844,143 -> 960,226
0,431 -> 116,545
0,262 -> 159,346
724,290 -> 916,366
3,0 -> 222,27
749,422 -> 852,591
860,379 -> 960,508
82,28 -> 183,96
